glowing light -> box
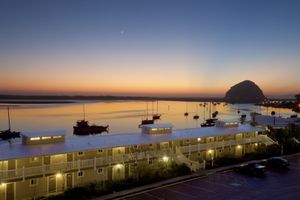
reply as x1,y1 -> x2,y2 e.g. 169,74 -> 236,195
197,138 -> 201,142
208,150 -> 213,154
30,137 -> 40,141
162,156 -> 169,162
56,173 -> 62,178
115,164 -> 122,169
255,143 -> 258,146
1,183 -> 6,187
237,145 -> 242,149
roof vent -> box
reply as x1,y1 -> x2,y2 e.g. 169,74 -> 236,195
21,130 -> 65,145
141,123 -> 173,134
215,120 -> 240,128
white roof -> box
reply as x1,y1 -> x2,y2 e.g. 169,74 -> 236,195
0,124 -> 263,160
254,115 -> 300,128
21,130 -> 65,138
141,123 -> 173,128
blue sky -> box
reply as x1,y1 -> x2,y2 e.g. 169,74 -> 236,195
0,0 -> 300,97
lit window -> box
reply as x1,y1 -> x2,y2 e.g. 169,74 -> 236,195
151,128 -> 158,131
41,136 -> 51,140
53,135 -> 62,139
77,171 -> 84,177
30,137 -> 40,141
30,179 -> 38,186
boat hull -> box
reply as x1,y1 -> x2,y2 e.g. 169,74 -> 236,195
73,126 -> 109,135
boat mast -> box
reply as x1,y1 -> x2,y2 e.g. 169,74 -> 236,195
146,102 -> 149,119
83,104 -> 86,121
7,107 -> 11,130
209,102 -> 212,119
152,101 -> 154,116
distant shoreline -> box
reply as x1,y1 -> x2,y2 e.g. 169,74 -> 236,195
0,95 -> 224,104
0,94 -> 296,105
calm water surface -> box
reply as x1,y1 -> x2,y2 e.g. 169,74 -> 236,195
0,101 -> 296,138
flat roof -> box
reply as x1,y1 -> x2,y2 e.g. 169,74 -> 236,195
0,124 -> 263,160
142,123 -> 173,128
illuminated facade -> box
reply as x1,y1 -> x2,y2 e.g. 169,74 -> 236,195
0,122 -> 274,200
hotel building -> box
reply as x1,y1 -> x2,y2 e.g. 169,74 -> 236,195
0,121 -> 274,200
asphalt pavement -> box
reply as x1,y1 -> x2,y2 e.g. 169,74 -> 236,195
122,156 -> 300,200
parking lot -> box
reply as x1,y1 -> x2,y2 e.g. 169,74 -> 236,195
123,156 -> 300,200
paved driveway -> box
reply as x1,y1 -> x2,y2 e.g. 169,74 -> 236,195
124,157 -> 300,200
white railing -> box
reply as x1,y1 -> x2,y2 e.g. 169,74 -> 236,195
0,149 -> 172,182
178,135 -> 273,153
0,135 -> 273,181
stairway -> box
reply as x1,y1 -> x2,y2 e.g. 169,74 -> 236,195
174,147 -> 201,172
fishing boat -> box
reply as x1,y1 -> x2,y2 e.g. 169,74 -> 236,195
0,107 -> 20,140
73,105 -> 109,135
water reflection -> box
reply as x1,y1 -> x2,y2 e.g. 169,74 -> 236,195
0,101 -> 296,137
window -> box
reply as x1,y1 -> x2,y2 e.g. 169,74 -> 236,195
97,149 -> 103,154
30,137 -> 40,141
30,179 -> 38,186
97,168 -> 103,174
148,160 -> 153,164
77,171 -> 84,177
78,152 -> 84,156
41,136 -> 51,140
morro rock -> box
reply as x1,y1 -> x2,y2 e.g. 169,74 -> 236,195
224,80 -> 266,103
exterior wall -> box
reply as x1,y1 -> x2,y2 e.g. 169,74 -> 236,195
0,131 -> 269,200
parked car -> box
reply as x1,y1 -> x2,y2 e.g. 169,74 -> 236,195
234,163 -> 266,176
260,157 -> 289,168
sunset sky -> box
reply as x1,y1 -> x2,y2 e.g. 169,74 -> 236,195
0,0 -> 300,97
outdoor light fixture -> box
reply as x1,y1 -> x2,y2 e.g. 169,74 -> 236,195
0,182 -> 6,187
237,145 -> 242,149
208,149 -> 213,154
115,164 -> 122,169
197,138 -> 201,141
162,156 -> 169,162
56,173 -> 62,178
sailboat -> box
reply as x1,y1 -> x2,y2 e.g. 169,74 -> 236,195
152,101 -> 161,120
201,102 -> 218,127
184,102 -> 189,116
73,105 -> 109,135
0,107 -> 20,140
193,104 -> 199,120
139,101 -> 154,127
